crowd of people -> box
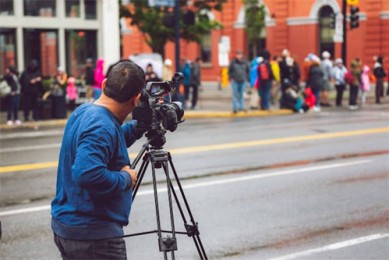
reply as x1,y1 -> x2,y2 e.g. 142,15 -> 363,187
0,58 -> 113,126
229,49 -> 388,113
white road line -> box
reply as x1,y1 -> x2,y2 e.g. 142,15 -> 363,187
0,143 -> 61,153
0,129 -> 64,140
268,233 -> 389,260
0,159 -> 370,217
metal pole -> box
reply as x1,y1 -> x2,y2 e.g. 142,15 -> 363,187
174,0 -> 181,72
342,0 -> 347,66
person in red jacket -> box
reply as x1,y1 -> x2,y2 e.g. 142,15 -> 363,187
304,87 -> 316,109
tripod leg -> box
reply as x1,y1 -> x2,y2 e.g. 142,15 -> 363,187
132,156 -> 149,201
163,161 -> 177,260
166,154 -> 208,260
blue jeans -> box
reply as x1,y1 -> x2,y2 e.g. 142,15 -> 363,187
54,233 -> 127,260
7,94 -> 20,121
232,81 -> 246,111
259,80 -> 272,110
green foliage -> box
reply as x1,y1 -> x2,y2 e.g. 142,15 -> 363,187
244,0 -> 266,43
120,0 -> 226,56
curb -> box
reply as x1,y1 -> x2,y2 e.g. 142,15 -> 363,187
0,109 -> 293,130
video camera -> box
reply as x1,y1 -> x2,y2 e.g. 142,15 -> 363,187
132,72 -> 185,148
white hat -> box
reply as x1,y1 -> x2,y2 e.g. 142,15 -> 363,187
164,59 -> 172,66
57,66 -> 64,72
282,49 -> 290,57
335,58 -> 343,64
322,51 -> 331,59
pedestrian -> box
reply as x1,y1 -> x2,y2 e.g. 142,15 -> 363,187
228,50 -> 250,113
249,56 -> 262,109
93,58 -> 105,100
283,84 -> 307,113
189,57 -> 202,110
303,87 -> 316,110
257,50 -> 274,110
373,55 -> 386,104
332,58 -> 347,107
320,51 -> 333,107
84,58 -> 95,101
4,66 -> 22,126
20,60 -> 43,121
270,55 -> 281,106
66,77 -> 78,111
360,65 -> 371,105
279,53 -> 301,108
162,59 -> 173,81
51,60 -> 146,259
307,56 -> 324,112
182,59 -> 191,101
145,63 -> 161,83
347,59 -> 362,110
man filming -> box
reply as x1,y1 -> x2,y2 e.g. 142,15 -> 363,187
51,60 -> 145,259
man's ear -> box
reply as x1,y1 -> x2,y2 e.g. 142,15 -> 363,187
101,78 -> 107,91
130,93 -> 141,108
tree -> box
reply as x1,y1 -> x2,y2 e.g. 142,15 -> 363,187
244,0 -> 266,58
120,0 -> 226,58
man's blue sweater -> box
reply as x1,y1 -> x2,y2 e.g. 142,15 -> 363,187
51,103 -> 139,240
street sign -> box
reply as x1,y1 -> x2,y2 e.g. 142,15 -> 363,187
347,0 -> 359,5
148,0 -> 175,7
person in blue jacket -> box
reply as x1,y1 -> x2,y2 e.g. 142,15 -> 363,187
51,60 -> 145,259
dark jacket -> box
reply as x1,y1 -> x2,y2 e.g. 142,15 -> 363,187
190,61 -> 201,86
308,64 -> 325,90
5,74 -> 21,93
228,58 -> 250,83
20,65 -> 43,94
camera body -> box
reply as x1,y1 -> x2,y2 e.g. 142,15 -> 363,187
133,72 -> 184,135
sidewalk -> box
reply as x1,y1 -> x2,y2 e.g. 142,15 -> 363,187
0,82 -> 292,130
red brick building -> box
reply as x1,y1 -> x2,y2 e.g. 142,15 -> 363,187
122,0 -> 389,82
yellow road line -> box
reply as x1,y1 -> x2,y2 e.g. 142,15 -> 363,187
1,127 -> 388,174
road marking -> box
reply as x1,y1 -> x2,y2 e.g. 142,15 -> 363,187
1,126 -> 388,174
0,129 -> 64,140
0,143 -> 61,153
268,233 -> 389,260
0,159 -> 370,217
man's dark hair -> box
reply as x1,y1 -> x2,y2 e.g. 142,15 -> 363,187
105,60 -> 145,103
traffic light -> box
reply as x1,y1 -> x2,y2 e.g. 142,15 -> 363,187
329,13 -> 336,29
350,6 -> 359,29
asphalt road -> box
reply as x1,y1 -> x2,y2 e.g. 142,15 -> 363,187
0,104 -> 389,259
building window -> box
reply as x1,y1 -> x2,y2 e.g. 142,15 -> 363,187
24,0 -> 56,17
85,0 -> 96,20
0,28 -> 17,75
200,33 -> 212,64
318,6 -> 335,57
24,29 -> 58,76
65,30 -> 97,77
66,0 -> 80,18
0,0 -> 14,16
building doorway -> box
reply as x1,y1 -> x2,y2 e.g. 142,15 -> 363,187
318,6 -> 335,58
23,29 -> 58,77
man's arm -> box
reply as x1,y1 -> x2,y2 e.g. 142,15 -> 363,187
72,127 -> 133,198
122,120 -> 145,147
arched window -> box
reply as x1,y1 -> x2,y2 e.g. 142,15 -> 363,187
318,6 -> 335,57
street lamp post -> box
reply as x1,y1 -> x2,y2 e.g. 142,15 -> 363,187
174,0 -> 181,72
342,0 -> 347,65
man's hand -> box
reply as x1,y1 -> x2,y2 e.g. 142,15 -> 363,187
121,166 -> 137,189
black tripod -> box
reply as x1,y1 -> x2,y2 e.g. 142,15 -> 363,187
123,132 -> 207,260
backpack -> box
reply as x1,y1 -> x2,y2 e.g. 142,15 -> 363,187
258,63 -> 270,81
344,71 -> 355,85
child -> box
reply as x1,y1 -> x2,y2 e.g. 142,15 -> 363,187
360,65 -> 370,105
304,87 -> 316,110
66,77 -> 78,111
